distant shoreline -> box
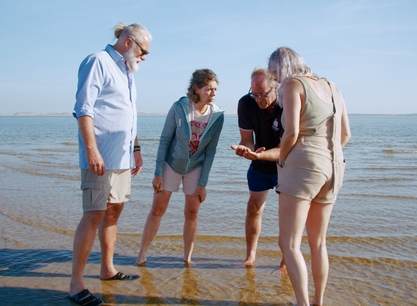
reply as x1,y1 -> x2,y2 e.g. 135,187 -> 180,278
1,112 -> 416,117
0,112 -> 238,117
2,112 -> 169,117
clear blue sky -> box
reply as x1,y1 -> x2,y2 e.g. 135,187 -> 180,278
0,0 -> 416,115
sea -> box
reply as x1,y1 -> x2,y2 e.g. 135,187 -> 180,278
0,114 -> 416,305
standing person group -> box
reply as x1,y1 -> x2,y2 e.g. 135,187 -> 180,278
69,20 -> 350,306
70,22 -> 225,305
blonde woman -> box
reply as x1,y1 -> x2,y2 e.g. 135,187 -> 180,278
268,47 -> 351,306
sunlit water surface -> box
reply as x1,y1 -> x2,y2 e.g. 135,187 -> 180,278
0,114 -> 416,305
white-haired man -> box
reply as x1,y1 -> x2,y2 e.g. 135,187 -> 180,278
69,22 -> 151,305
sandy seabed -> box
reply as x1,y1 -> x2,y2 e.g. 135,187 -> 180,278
2,211 -> 417,306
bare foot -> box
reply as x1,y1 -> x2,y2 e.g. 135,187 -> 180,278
233,259 -> 255,267
272,264 -> 287,276
184,260 -> 196,267
135,258 -> 147,266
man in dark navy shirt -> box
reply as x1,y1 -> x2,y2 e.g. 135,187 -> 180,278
232,68 -> 285,271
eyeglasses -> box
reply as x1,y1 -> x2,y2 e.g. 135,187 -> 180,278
130,37 -> 149,56
249,87 -> 273,101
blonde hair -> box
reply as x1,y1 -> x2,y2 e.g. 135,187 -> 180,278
268,46 -> 319,104
114,22 -> 152,43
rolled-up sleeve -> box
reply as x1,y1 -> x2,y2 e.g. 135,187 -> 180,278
74,56 -> 104,119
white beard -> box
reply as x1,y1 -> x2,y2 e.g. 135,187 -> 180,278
124,46 -> 140,73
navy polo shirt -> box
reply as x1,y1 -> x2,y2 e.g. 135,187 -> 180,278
237,94 -> 283,175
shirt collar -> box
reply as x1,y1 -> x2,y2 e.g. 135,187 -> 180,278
105,44 -> 125,64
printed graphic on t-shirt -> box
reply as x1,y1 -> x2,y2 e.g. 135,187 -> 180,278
189,120 -> 208,155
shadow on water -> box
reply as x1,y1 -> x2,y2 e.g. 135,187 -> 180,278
0,248 -> 99,278
0,248 -> 292,305
0,287 -> 292,306
0,287 -> 70,306
0,248 -> 278,275
136,256 -> 279,270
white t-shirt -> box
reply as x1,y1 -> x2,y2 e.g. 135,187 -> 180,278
189,102 -> 212,155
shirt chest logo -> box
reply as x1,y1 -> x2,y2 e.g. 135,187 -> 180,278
272,118 -> 280,131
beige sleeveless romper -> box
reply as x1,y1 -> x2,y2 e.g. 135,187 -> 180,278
276,77 -> 346,203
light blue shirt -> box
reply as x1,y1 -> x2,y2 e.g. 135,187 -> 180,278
74,44 -> 137,170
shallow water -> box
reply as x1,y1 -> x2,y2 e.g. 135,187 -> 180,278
0,114 -> 416,305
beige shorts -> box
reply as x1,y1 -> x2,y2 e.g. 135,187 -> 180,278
162,163 -> 202,195
276,157 -> 345,204
81,169 -> 131,212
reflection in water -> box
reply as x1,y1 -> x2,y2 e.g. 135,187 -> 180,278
138,266 -> 165,304
238,266 -> 293,304
111,264 -> 202,304
101,278 -> 118,304
238,267 -> 259,303
179,267 -> 202,304
100,266 -> 166,305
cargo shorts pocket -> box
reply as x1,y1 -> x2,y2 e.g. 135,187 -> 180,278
81,181 -> 105,207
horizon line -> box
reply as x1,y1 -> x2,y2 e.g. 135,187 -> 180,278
1,112 -> 417,117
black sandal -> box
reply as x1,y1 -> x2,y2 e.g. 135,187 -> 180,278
68,289 -> 103,305
100,271 -> 140,281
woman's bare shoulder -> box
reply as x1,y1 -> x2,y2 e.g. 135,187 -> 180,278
283,78 -> 304,92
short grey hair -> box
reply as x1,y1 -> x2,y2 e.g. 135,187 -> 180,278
114,22 -> 152,44
251,67 -> 277,89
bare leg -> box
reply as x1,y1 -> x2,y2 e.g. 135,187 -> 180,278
183,194 -> 202,263
306,201 -> 334,306
99,202 -> 124,279
278,192 -> 311,306
241,191 -> 267,265
69,210 -> 105,296
136,191 -> 172,265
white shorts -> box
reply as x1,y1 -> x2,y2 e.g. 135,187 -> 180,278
162,163 -> 202,195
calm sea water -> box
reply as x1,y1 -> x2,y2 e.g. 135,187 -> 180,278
0,114 -> 416,305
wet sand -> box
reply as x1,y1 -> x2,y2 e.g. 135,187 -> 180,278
0,210 -> 291,306
2,211 -> 417,306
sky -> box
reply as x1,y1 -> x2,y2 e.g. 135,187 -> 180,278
0,0 -> 416,115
